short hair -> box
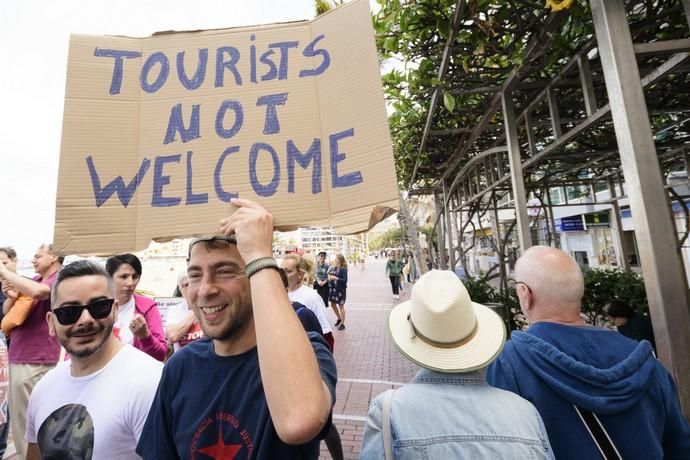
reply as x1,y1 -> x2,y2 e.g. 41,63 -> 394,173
318,251 -> 327,257
41,244 -> 64,265
605,299 -> 635,319
0,247 -> 17,261
51,260 -> 113,307
187,236 -> 237,260
105,253 -> 142,277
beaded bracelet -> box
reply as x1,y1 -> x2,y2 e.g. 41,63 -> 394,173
244,256 -> 280,278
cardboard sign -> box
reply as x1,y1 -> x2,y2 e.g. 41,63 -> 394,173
154,296 -> 187,328
54,0 -> 399,256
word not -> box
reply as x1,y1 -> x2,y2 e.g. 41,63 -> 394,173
94,34 -> 330,95
85,128 -> 362,208
163,93 -> 290,145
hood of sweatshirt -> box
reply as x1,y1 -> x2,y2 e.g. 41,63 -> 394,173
510,322 -> 657,414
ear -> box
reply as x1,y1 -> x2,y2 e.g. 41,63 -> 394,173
112,299 -> 120,322
46,312 -> 57,337
516,285 -> 531,313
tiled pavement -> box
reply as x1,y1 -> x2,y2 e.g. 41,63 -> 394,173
319,258 -> 419,459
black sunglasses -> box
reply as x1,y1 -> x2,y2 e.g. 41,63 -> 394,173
52,299 -> 115,325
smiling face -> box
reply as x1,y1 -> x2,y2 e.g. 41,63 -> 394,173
187,242 -> 253,343
48,275 -> 118,360
112,263 -> 140,305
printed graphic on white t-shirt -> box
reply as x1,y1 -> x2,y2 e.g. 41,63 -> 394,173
113,297 -> 135,344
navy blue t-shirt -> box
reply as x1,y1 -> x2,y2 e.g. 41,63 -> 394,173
136,332 -> 336,459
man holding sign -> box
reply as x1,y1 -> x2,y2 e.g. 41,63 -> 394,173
137,198 -> 336,459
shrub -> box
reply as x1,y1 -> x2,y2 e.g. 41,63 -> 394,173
581,268 -> 648,325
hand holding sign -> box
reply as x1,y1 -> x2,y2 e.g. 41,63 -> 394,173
219,198 -> 274,263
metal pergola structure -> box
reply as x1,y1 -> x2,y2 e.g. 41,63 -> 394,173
403,0 -> 690,416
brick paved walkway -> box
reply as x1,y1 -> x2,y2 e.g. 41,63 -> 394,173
319,258 -> 418,459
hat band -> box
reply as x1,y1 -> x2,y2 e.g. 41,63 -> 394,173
407,313 -> 478,349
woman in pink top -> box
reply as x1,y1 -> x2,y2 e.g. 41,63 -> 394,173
105,254 -> 167,361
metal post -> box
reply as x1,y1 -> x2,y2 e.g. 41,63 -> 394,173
578,55 -> 598,116
525,111 -> 538,155
592,0 -> 690,416
545,185 -> 559,248
443,181 -> 457,268
607,176 -> 629,270
435,193 -> 447,269
546,87 -> 563,139
502,93 -> 533,252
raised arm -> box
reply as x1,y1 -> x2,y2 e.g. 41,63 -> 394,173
219,199 -> 332,444
0,265 -> 50,300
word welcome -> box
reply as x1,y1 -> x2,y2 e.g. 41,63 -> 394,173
86,128 -> 362,208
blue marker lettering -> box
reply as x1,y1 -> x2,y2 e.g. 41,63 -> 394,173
329,128 -> 362,188
249,143 -> 280,197
300,35 -> 330,77
214,146 -> 240,202
163,103 -> 201,145
93,48 -> 142,95
86,155 -> 150,207
140,52 -> 170,93
256,93 -> 288,135
215,100 -> 244,139
215,47 -> 242,87
151,154 -> 182,207
267,41 -> 299,80
177,49 -> 208,90
185,151 -> 208,205
287,139 -> 322,194
259,49 -> 277,81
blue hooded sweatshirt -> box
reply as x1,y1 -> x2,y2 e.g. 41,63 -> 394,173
487,322 -> 690,459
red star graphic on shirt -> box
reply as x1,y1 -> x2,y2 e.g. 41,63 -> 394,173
197,425 -> 242,459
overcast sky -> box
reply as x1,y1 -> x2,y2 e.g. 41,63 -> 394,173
0,0 -> 331,259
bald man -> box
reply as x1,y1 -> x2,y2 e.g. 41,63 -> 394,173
487,246 -> 690,460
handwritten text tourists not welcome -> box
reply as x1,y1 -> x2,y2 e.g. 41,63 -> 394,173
87,35 -> 364,208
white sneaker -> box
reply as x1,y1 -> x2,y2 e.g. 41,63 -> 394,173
394,294 -> 399,299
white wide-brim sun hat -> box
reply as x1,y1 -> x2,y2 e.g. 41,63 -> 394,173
389,270 -> 506,373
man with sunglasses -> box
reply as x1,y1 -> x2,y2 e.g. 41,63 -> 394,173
0,244 -> 63,459
137,198 -> 336,459
25,260 -> 163,460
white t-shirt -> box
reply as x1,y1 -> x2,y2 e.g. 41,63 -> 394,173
288,284 -> 333,334
113,297 -> 135,345
166,300 -> 204,352
26,345 -> 163,459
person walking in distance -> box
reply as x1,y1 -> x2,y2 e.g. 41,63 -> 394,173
328,254 -> 348,331
313,252 -> 330,312
385,252 -> 403,300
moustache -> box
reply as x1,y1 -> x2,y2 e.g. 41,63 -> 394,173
68,325 -> 103,337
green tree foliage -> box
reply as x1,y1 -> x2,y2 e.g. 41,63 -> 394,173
369,227 -> 403,251
581,268 -> 649,324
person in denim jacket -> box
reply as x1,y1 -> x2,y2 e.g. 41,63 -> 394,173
361,270 -> 553,459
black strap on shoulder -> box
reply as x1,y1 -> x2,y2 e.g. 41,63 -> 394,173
573,406 -> 622,460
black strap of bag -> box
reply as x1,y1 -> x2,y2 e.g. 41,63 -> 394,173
573,405 -> 622,460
